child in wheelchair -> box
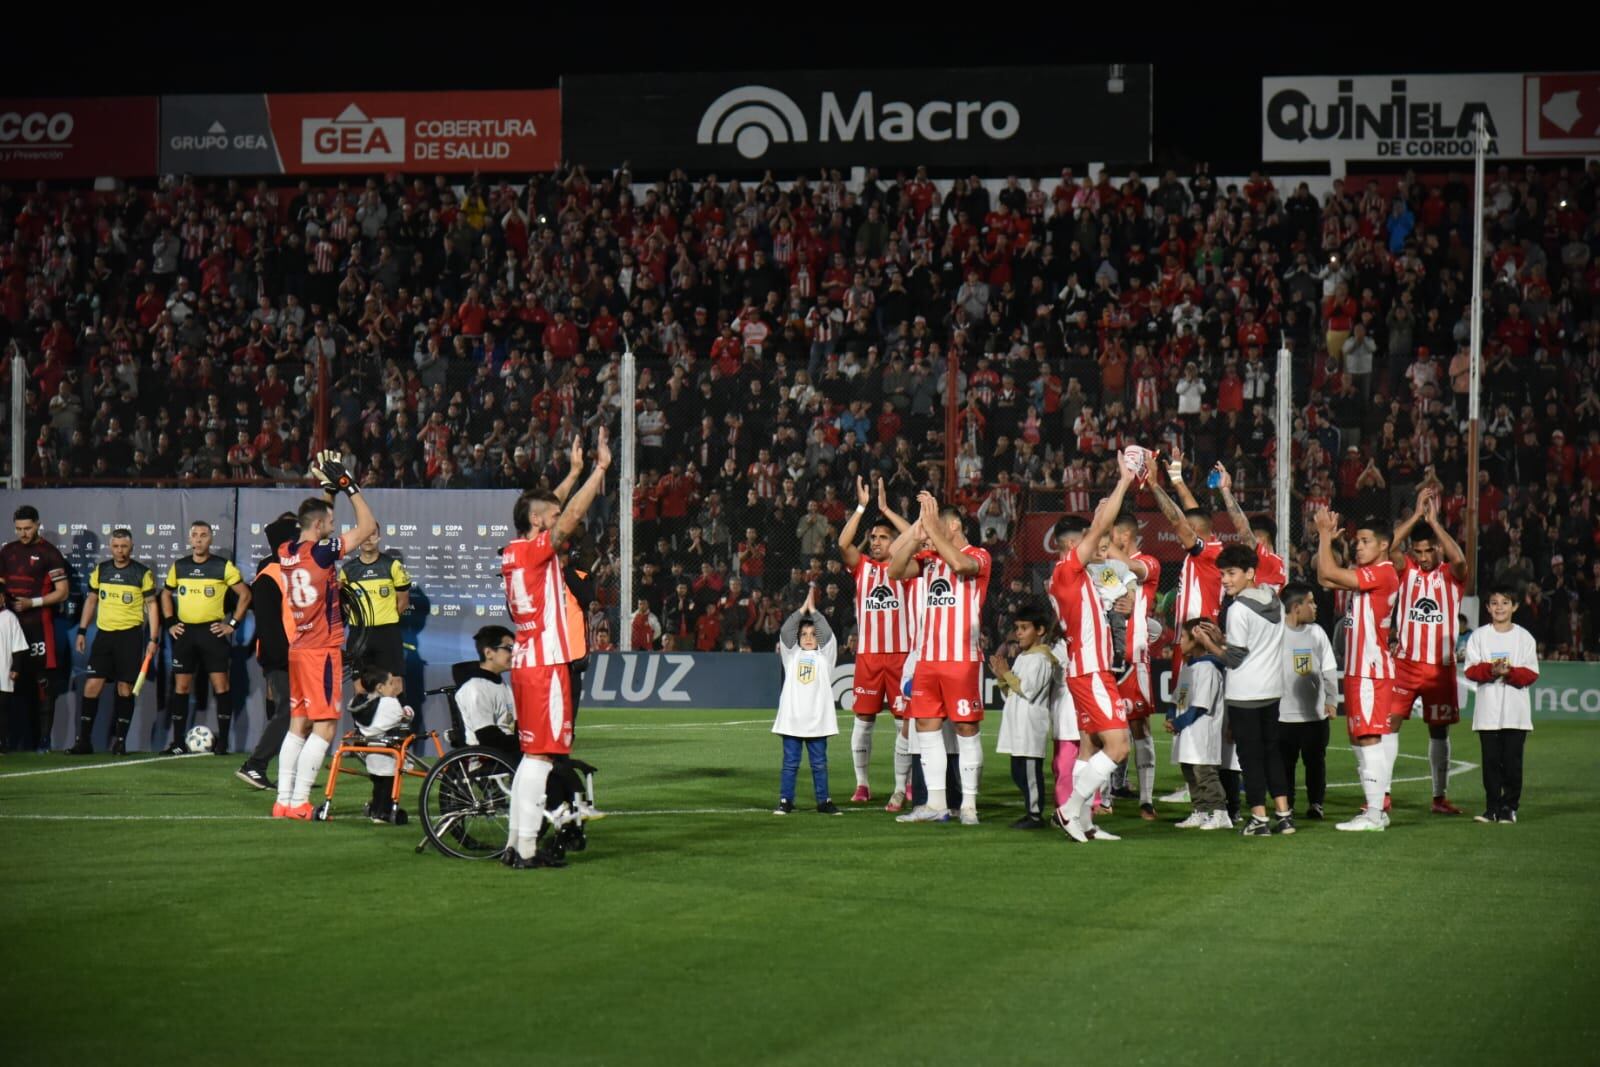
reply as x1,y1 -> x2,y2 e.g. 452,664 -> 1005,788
349,664 -> 415,825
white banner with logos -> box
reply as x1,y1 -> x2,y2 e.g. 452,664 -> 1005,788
1262,72 -> 1600,163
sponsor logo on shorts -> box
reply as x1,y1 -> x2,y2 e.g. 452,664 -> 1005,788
926,577 -> 956,607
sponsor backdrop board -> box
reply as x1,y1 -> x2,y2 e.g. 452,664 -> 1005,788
159,91 -> 561,175
563,66 -> 1152,171
1262,72 -> 1600,163
0,97 -> 158,178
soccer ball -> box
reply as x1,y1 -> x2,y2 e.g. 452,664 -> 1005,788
185,726 -> 214,753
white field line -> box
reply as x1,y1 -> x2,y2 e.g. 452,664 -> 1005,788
1324,747 -> 1477,790
0,807 -> 868,823
0,753 -> 208,779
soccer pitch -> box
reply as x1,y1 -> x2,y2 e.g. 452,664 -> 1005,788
3,711 -> 1597,1065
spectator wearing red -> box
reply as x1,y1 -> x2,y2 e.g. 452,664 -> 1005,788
1547,429 -> 1578,487
542,310 -> 579,359
1494,303 -> 1533,360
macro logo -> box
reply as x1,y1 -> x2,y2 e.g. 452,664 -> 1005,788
301,104 -> 403,165
697,84 -> 1019,161
863,584 -> 900,612
926,578 -> 957,608
1408,596 -> 1445,625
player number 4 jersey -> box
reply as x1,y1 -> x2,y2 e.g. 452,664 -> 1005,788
914,546 -> 990,664
503,533 -> 572,667
853,558 -> 915,656
1394,558 -> 1461,667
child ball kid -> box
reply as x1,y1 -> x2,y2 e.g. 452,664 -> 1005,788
1166,619 -> 1230,830
1463,587 -> 1539,824
772,586 -> 841,816
1277,583 -> 1338,819
990,604 -> 1060,829
349,663 -> 413,824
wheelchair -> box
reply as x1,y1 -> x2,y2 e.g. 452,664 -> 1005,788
412,661 -> 599,862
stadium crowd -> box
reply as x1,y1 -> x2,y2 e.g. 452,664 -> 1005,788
2,159 -> 1598,659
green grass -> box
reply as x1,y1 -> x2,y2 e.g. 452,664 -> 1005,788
2,712 -> 1597,1065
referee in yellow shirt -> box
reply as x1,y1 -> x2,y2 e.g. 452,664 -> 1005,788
68,529 -> 160,755
160,520 -> 251,756
339,531 -> 412,676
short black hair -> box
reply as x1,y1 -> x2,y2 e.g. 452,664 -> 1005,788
474,625 -> 514,659
1011,601 -> 1053,632
1409,525 -> 1436,545
190,519 -> 213,531
1183,507 -> 1209,523
297,498 -> 331,529
1487,584 -> 1520,602
357,663 -> 392,693
868,519 -> 896,536
1251,516 -> 1277,540
1280,582 -> 1315,610
110,527 -> 133,540
513,489 -> 560,535
1180,617 -> 1212,637
12,505 -> 39,523
1053,515 -> 1088,541
1113,512 -> 1139,533
265,513 -> 299,553
1357,517 -> 1393,545
1217,544 -> 1258,572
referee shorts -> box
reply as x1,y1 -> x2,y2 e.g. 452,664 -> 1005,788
351,624 -> 405,675
171,626 -> 230,676
88,628 -> 146,686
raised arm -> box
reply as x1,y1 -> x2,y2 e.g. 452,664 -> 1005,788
1313,507 -> 1360,590
1166,446 -> 1201,511
1423,491 -> 1468,583
917,493 -> 979,576
887,520 -> 924,581
553,435 -> 584,505
1390,488 -> 1429,569
1147,475 -> 1200,548
1074,465 -> 1138,566
1215,463 -> 1251,544
553,429 -> 611,549
837,476 -> 870,569
876,478 -> 912,534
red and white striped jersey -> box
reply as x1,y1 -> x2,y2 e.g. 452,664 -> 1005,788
852,557 -> 916,656
1175,538 -> 1225,624
1127,552 -> 1162,664
746,460 -> 779,500
1254,544 -> 1287,591
502,532 -> 572,667
1394,558 -> 1462,667
913,547 -> 990,663
1063,464 -> 1092,514
1050,550 -> 1114,677
1345,560 -> 1399,679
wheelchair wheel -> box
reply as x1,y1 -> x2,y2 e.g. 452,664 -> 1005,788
418,746 -> 517,860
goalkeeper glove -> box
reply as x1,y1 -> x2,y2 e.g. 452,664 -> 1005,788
316,457 -> 360,497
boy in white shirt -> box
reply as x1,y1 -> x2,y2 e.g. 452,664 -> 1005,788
1463,587 -> 1539,824
772,587 -> 841,816
0,605 -> 31,749
990,604 -> 1059,829
348,664 -> 413,824
1167,619 -> 1230,830
1277,583 -> 1339,820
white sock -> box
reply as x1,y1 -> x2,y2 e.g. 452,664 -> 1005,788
892,729 -> 911,794
851,717 -> 874,788
1062,751 -> 1116,822
514,757 -> 553,860
506,760 -> 524,842
956,733 -> 983,812
1429,736 -> 1450,797
918,729 -> 947,811
1381,733 -> 1399,790
1358,743 -> 1385,814
1109,758 -> 1128,792
275,732 -> 305,806
1134,735 -> 1157,805
289,734 -> 329,805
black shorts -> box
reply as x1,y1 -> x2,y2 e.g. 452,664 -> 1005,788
351,624 -> 405,675
171,625 -> 230,676
88,628 -> 147,685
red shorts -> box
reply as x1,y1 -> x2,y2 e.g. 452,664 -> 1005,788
511,663 -> 574,755
1070,671 -> 1128,735
852,652 -> 909,717
907,660 -> 982,722
1344,676 -> 1395,739
1389,659 -> 1460,725
288,648 -> 343,722
1118,661 -> 1154,720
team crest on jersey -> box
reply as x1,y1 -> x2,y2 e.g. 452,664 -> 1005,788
798,660 -> 815,685
203,587 -> 215,597
1293,650 -> 1312,675
122,592 -> 133,604
864,584 -> 900,611
379,586 -> 391,597
1408,596 -> 1444,624
926,578 -> 956,607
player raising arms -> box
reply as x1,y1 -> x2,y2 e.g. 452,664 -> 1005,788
1215,464 -> 1286,591
1387,486 -> 1468,815
1051,458 -> 1140,843
1106,513 -> 1162,819
502,429 -> 611,869
1146,449 -> 1226,674
272,456 -> 377,819
837,476 -> 916,807
888,491 -> 991,826
1312,508 -> 1400,832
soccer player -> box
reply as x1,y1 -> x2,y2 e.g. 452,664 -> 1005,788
161,520 -> 251,755
339,531 -> 411,676
1462,587 -> 1538,824
1107,513 -> 1162,819
1277,582 -> 1338,819
69,529 -> 159,754
1387,486 -> 1468,814
1050,461 -> 1140,843
0,505 -> 69,752
990,603 -> 1058,829
272,458 -> 377,819
1312,508 -> 1399,832
837,476 -> 916,807
502,429 -> 611,868
1216,464 -> 1286,591
1146,449 -> 1225,673
888,491 -> 991,826
235,514 -> 299,790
